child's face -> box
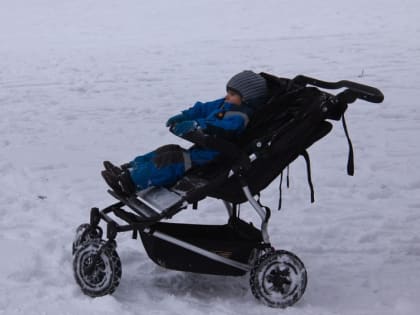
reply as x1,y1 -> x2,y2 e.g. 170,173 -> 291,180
225,90 -> 242,105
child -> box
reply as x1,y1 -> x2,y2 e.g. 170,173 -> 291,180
102,70 -> 269,195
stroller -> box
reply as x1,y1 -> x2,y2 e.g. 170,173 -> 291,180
72,73 -> 384,308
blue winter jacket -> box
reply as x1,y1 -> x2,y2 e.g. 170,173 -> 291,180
182,98 -> 252,166
182,98 -> 251,138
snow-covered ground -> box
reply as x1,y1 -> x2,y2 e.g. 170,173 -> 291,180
1,0 -> 419,314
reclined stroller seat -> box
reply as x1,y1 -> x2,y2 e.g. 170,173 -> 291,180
172,72 -> 341,205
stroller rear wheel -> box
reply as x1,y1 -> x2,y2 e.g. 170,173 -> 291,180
73,239 -> 122,297
250,250 -> 307,308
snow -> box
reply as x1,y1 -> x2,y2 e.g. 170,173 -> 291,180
1,0 -> 419,314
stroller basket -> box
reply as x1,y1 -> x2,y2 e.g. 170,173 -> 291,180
140,218 -> 263,276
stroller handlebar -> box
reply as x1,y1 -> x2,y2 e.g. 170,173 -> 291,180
292,75 -> 384,104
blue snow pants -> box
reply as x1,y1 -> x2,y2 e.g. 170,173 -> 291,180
128,144 -> 219,190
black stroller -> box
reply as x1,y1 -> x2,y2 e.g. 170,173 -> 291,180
72,73 -> 384,308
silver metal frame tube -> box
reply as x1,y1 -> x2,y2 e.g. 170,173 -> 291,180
223,201 -> 234,217
242,186 -> 265,220
241,185 -> 270,243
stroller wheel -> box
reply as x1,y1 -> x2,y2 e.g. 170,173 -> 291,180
72,223 -> 103,255
73,239 -> 122,297
250,250 -> 307,308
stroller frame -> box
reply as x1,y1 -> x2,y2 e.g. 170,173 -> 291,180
89,175 -> 270,274
72,74 -> 384,308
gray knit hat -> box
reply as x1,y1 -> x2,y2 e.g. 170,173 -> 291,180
226,70 -> 268,104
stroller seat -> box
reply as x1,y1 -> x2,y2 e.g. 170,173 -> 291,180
110,71 -> 381,219
167,73 -> 341,205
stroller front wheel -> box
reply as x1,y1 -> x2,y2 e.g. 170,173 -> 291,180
72,223 -> 103,255
250,250 -> 307,308
73,239 -> 122,297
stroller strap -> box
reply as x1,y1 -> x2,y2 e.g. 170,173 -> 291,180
342,114 -> 354,176
277,166 -> 290,210
277,151 -> 314,211
301,150 -> 315,204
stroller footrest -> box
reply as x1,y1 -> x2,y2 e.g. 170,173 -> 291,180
136,186 -> 183,211
108,187 -> 185,221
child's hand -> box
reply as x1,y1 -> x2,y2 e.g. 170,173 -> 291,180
171,120 -> 199,136
166,113 -> 188,127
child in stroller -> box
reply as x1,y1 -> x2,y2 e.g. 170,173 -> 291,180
101,70 -> 269,195
72,71 -> 383,308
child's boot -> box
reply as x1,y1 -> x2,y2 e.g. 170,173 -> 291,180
103,161 -> 123,176
119,171 -> 137,195
101,170 -> 124,195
